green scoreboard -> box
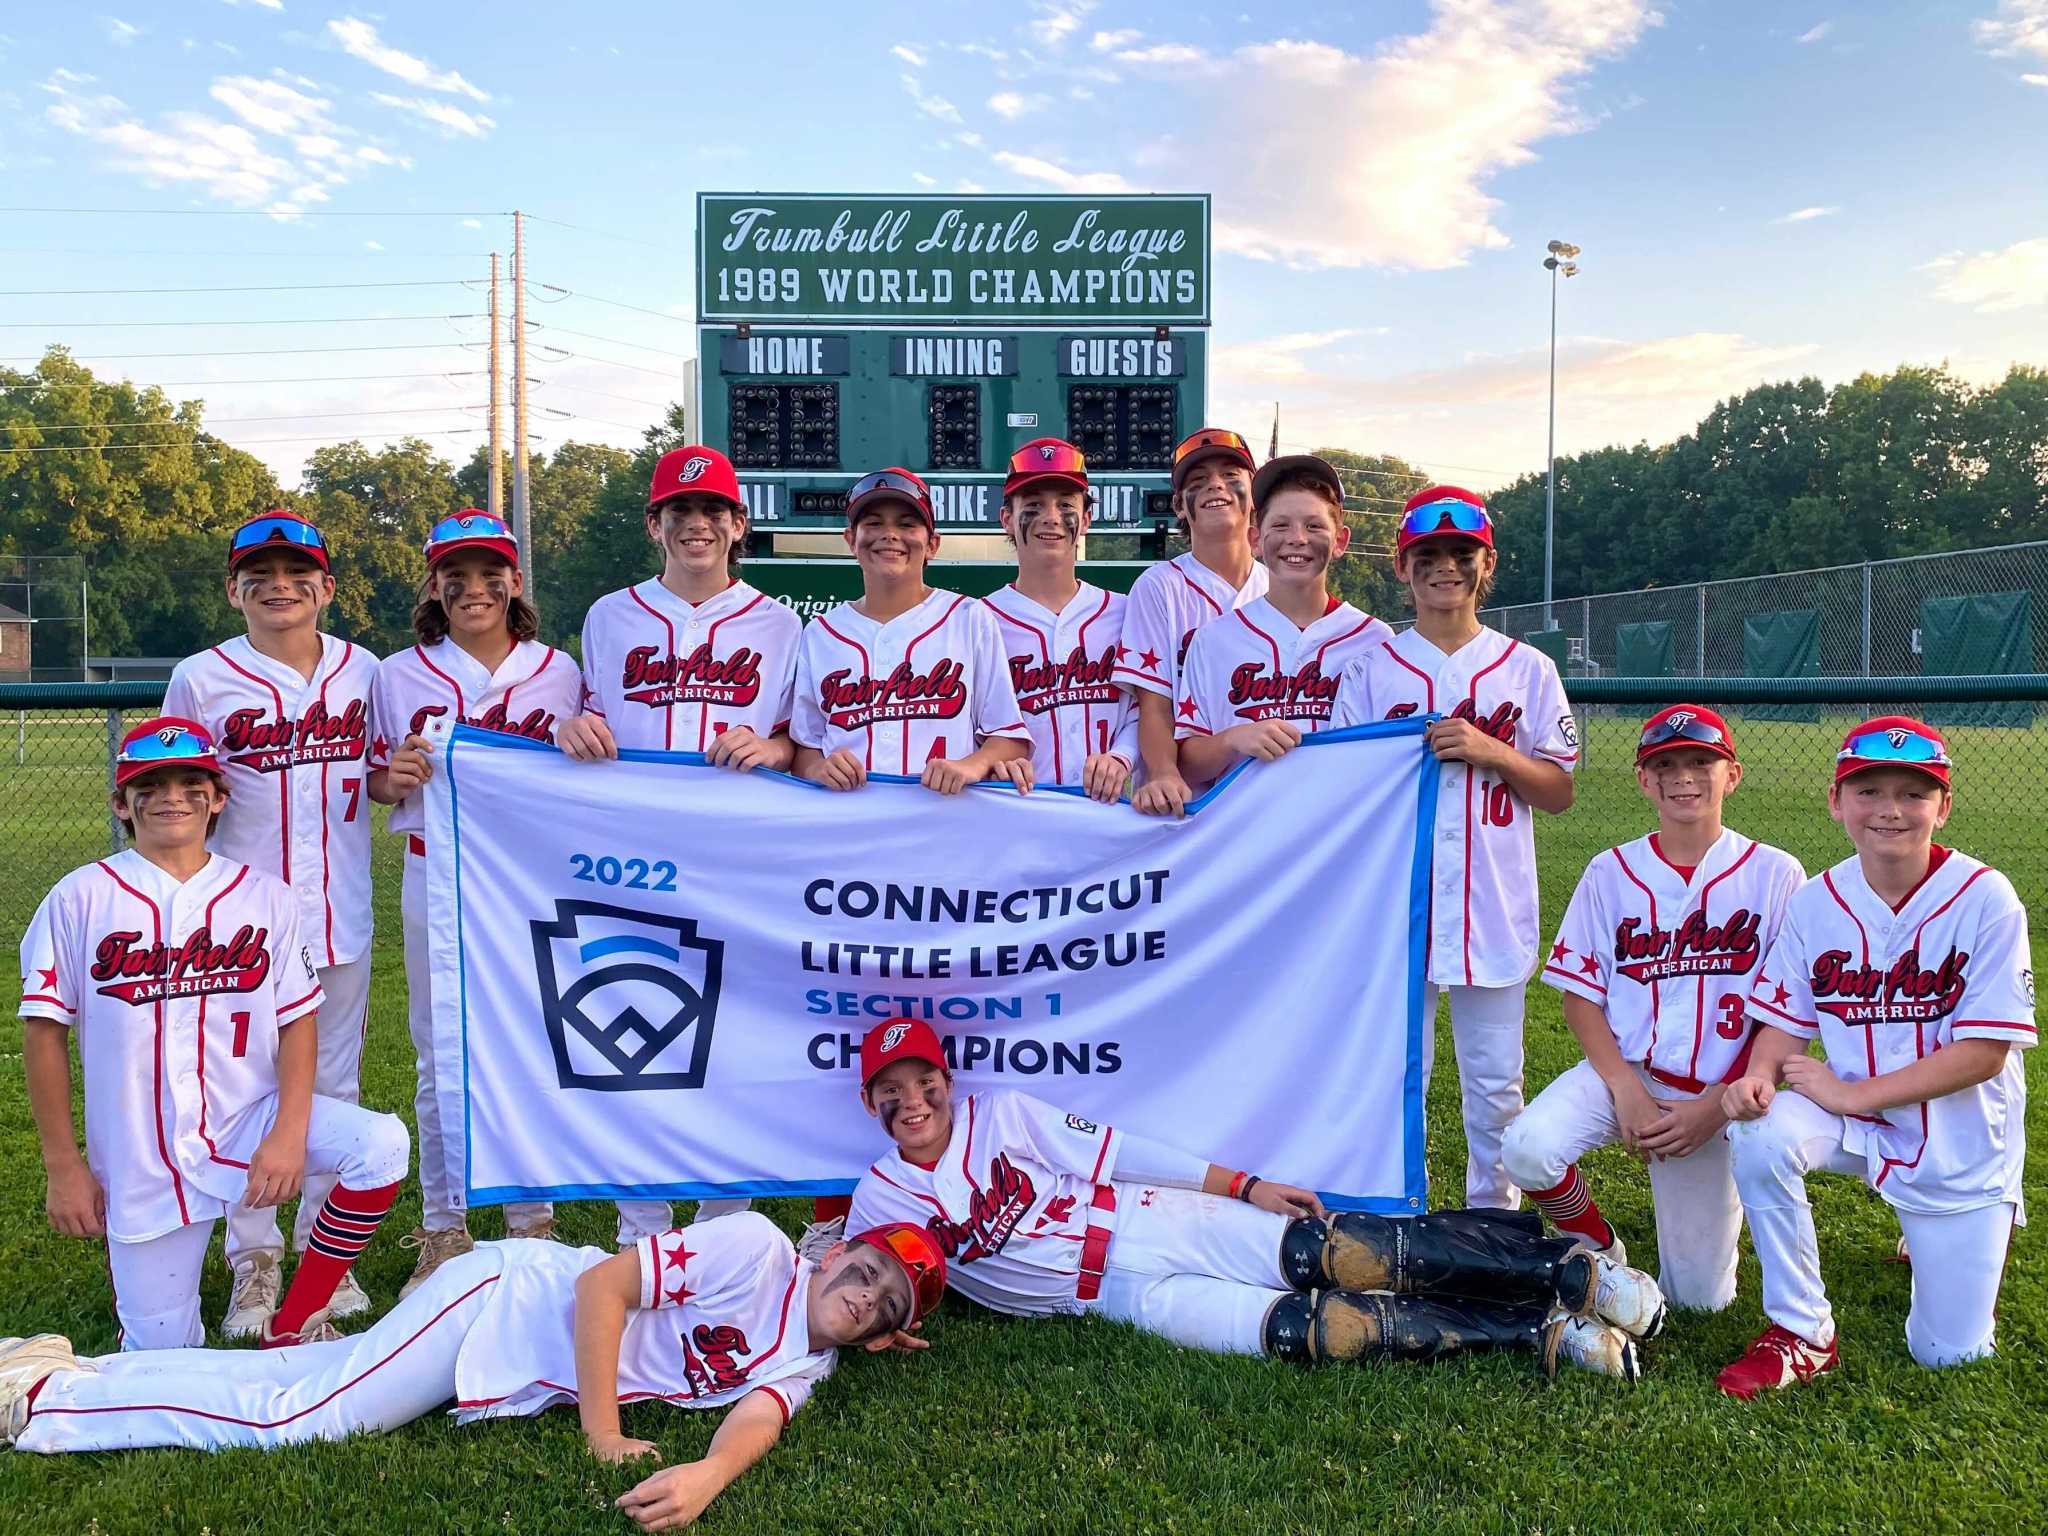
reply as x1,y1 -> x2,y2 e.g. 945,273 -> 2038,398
694,192 -> 1210,533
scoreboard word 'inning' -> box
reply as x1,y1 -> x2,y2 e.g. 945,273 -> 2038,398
695,192 -> 1210,533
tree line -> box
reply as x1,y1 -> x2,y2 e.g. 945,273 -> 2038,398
3,346 -> 2043,667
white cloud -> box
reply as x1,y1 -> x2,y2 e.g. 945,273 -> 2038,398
370,91 -> 496,137
993,3 -> 1655,273
1776,205 -> 1839,223
364,238 -> 383,250
901,73 -> 963,123
956,178 -> 987,193
2026,71 -> 2048,84
891,43 -> 926,67
210,75 -> 329,136
954,130 -> 984,147
1930,237 -> 2048,312
222,0 -> 285,9
103,17 -> 143,46
991,150 -> 1133,194
1029,3 -> 1095,49
1974,2 -> 2048,64
1796,21 -> 1833,43
987,90 -> 1050,119
327,16 -> 489,101
461,217 -> 483,228
912,171 -> 937,187
1091,28 -> 1140,50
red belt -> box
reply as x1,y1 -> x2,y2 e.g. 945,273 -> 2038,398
408,835 -> 426,858
1075,1184 -> 1117,1302
1645,1028 -> 1759,1097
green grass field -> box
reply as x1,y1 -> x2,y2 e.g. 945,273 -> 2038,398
0,709 -> 2043,1535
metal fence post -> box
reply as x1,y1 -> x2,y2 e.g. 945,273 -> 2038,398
106,706 -> 122,854
1860,560 -> 1873,678
1696,583 -> 1707,676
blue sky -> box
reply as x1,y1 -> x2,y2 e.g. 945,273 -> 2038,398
1,1 -> 2044,491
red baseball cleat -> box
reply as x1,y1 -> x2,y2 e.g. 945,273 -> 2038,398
1717,1325 -> 1838,1399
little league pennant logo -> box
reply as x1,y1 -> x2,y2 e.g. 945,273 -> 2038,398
531,900 -> 723,1092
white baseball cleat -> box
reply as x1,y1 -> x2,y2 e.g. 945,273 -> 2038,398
796,1216 -> 846,1265
0,1335 -> 94,1445
1543,1311 -> 1641,1382
222,1250 -> 283,1340
325,1270 -> 373,1320
1557,1247 -> 1667,1340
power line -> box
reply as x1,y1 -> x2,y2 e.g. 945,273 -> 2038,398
0,207 -> 506,218
2,343 -> 478,362
0,370 -> 485,389
0,313 -> 487,330
0,247 -> 494,259
0,279 -> 474,297
540,347 -> 684,381
8,406 -> 487,433
0,428 -> 486,455
520,214 -> 667,250
538,284 -> 693,324
535,324 -> 694,360
533,379 -> 677,411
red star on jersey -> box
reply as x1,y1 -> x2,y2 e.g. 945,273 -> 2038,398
1772,980 -> 1791,1006
1139,649 -> 1161,671
1579,953 -> 1601,977
1176,697 -> 1198,720
660,1235 -> 696,1273
665,1279 -> 696,1307
36,967 -> 59,991
372,734 -> 390,759
1115,643 -> 1130,661
1549,941 -> 1569,964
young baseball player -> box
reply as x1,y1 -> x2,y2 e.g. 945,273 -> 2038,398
368,511 -> 643,1294
1175,454 -> 1390,784
556,444 -> 800,771
981,436 -> 1137,801
1501,705 -> 1805,1310
789,466 -> 1030,795
1332,486 -> 1577,1211
2,1211 -> 944,1534
1114,427 -> 1268,816
844,1018 -> 1661,1378
1716,717 -> 2033,1396
161,512 -> 380,1335
17,718 -> 410,1351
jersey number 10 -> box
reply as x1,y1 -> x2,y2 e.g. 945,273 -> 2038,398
1478,779 -> 1515,828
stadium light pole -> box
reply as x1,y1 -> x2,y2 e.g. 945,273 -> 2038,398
1542,240 -> 1581,631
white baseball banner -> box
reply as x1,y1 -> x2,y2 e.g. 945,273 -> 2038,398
425,719 -> 1438,1212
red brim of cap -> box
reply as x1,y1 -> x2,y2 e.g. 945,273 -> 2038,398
846,490 -> 934,530
116,756 -> 227,790
1171,444 -> 1256,490
1636,738 -> 1737,765
1003,471 -> 1090,498
427,536 -> 520,568
861,1047 -> 943,1089
1834,758 -> 1951,788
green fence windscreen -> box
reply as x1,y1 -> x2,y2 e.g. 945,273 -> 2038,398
1615,620 -> 1675,678
1743,608 -> 1821,721
1920,590 -> 2033,728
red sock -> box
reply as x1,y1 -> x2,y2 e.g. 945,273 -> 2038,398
1524,1167 -> 1616,1248
270,1181 -> 399,1340
812,1195 -> 852,1222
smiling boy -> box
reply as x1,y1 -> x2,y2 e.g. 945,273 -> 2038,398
1502,706 -> 1804,1310
1715,717 -> 2034,1396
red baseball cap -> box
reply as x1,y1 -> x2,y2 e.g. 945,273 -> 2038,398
423,509 -> 518,569
647,446 -> 744,514
1004,436 -> 1089,498
228,511 -> 330,574
1170,426 -> 1256,492
1834,715 -> 1952,788
860,1016 -> 947,1088
1396,485 -> 1495,555
115,716 -> 226,790
1636,704 -> 1737,765
851,1222 -> 948,1323
845,467 -> 936,532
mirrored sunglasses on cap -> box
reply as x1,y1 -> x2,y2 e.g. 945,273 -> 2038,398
229,514 -> 329,571
1007,439 -> 1087,478
423,511 -> 517,557
1838,727 -> 1951,769
856,1225 -> 947,1321
1638,715 -> 1731,755
1400,496 -> 1491,540
847,468 -> 934,520
1172,427 -> 1251,468
115,720 -> 223,787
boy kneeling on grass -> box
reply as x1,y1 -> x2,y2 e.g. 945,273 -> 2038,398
1716,716 -> 2034,1397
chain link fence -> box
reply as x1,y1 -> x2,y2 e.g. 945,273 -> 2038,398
0,555 -> 89,684
1483,539 -> 2048,681
3,679 -> 2044,980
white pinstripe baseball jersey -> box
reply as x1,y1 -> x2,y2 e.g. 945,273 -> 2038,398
162,634 -> 378,967
1747,847 -> 2034,1214
18,850 -> 324,1242
982,583 -> 1139,786
1544,829 -> 1805,1092
369,639 -> 581,837
578,579 -> 800,754
1173,596 -> 1390,742
790,589 -> 1029,775
1110,552 -> 1268,701
1333,626 -> 1577,987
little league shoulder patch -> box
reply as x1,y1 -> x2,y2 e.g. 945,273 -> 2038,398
1065,1113 -> 1099,1135
1559,713 -> 1580,750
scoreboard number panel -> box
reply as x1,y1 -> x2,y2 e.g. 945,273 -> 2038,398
696,192 -> 1209,533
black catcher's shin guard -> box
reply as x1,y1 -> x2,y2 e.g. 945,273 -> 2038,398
1280,1209 -> 1576,1307
1262,1290 -> 1545,1366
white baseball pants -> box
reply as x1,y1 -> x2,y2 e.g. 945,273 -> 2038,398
224,951 -> 374,1265
1086,1185 -> 1292,1355
1428,983 -> 1526,1210
1728,1090 -> 2016,1365
402,847 -> 668,1244
113,1092 -> 410,1351
17,1247 -> 504,1453
1501,1058 -> 1742,1310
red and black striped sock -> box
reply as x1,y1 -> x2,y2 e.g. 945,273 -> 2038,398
268,1180 -> 399,1341
1524,1166 -> 1616,1248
